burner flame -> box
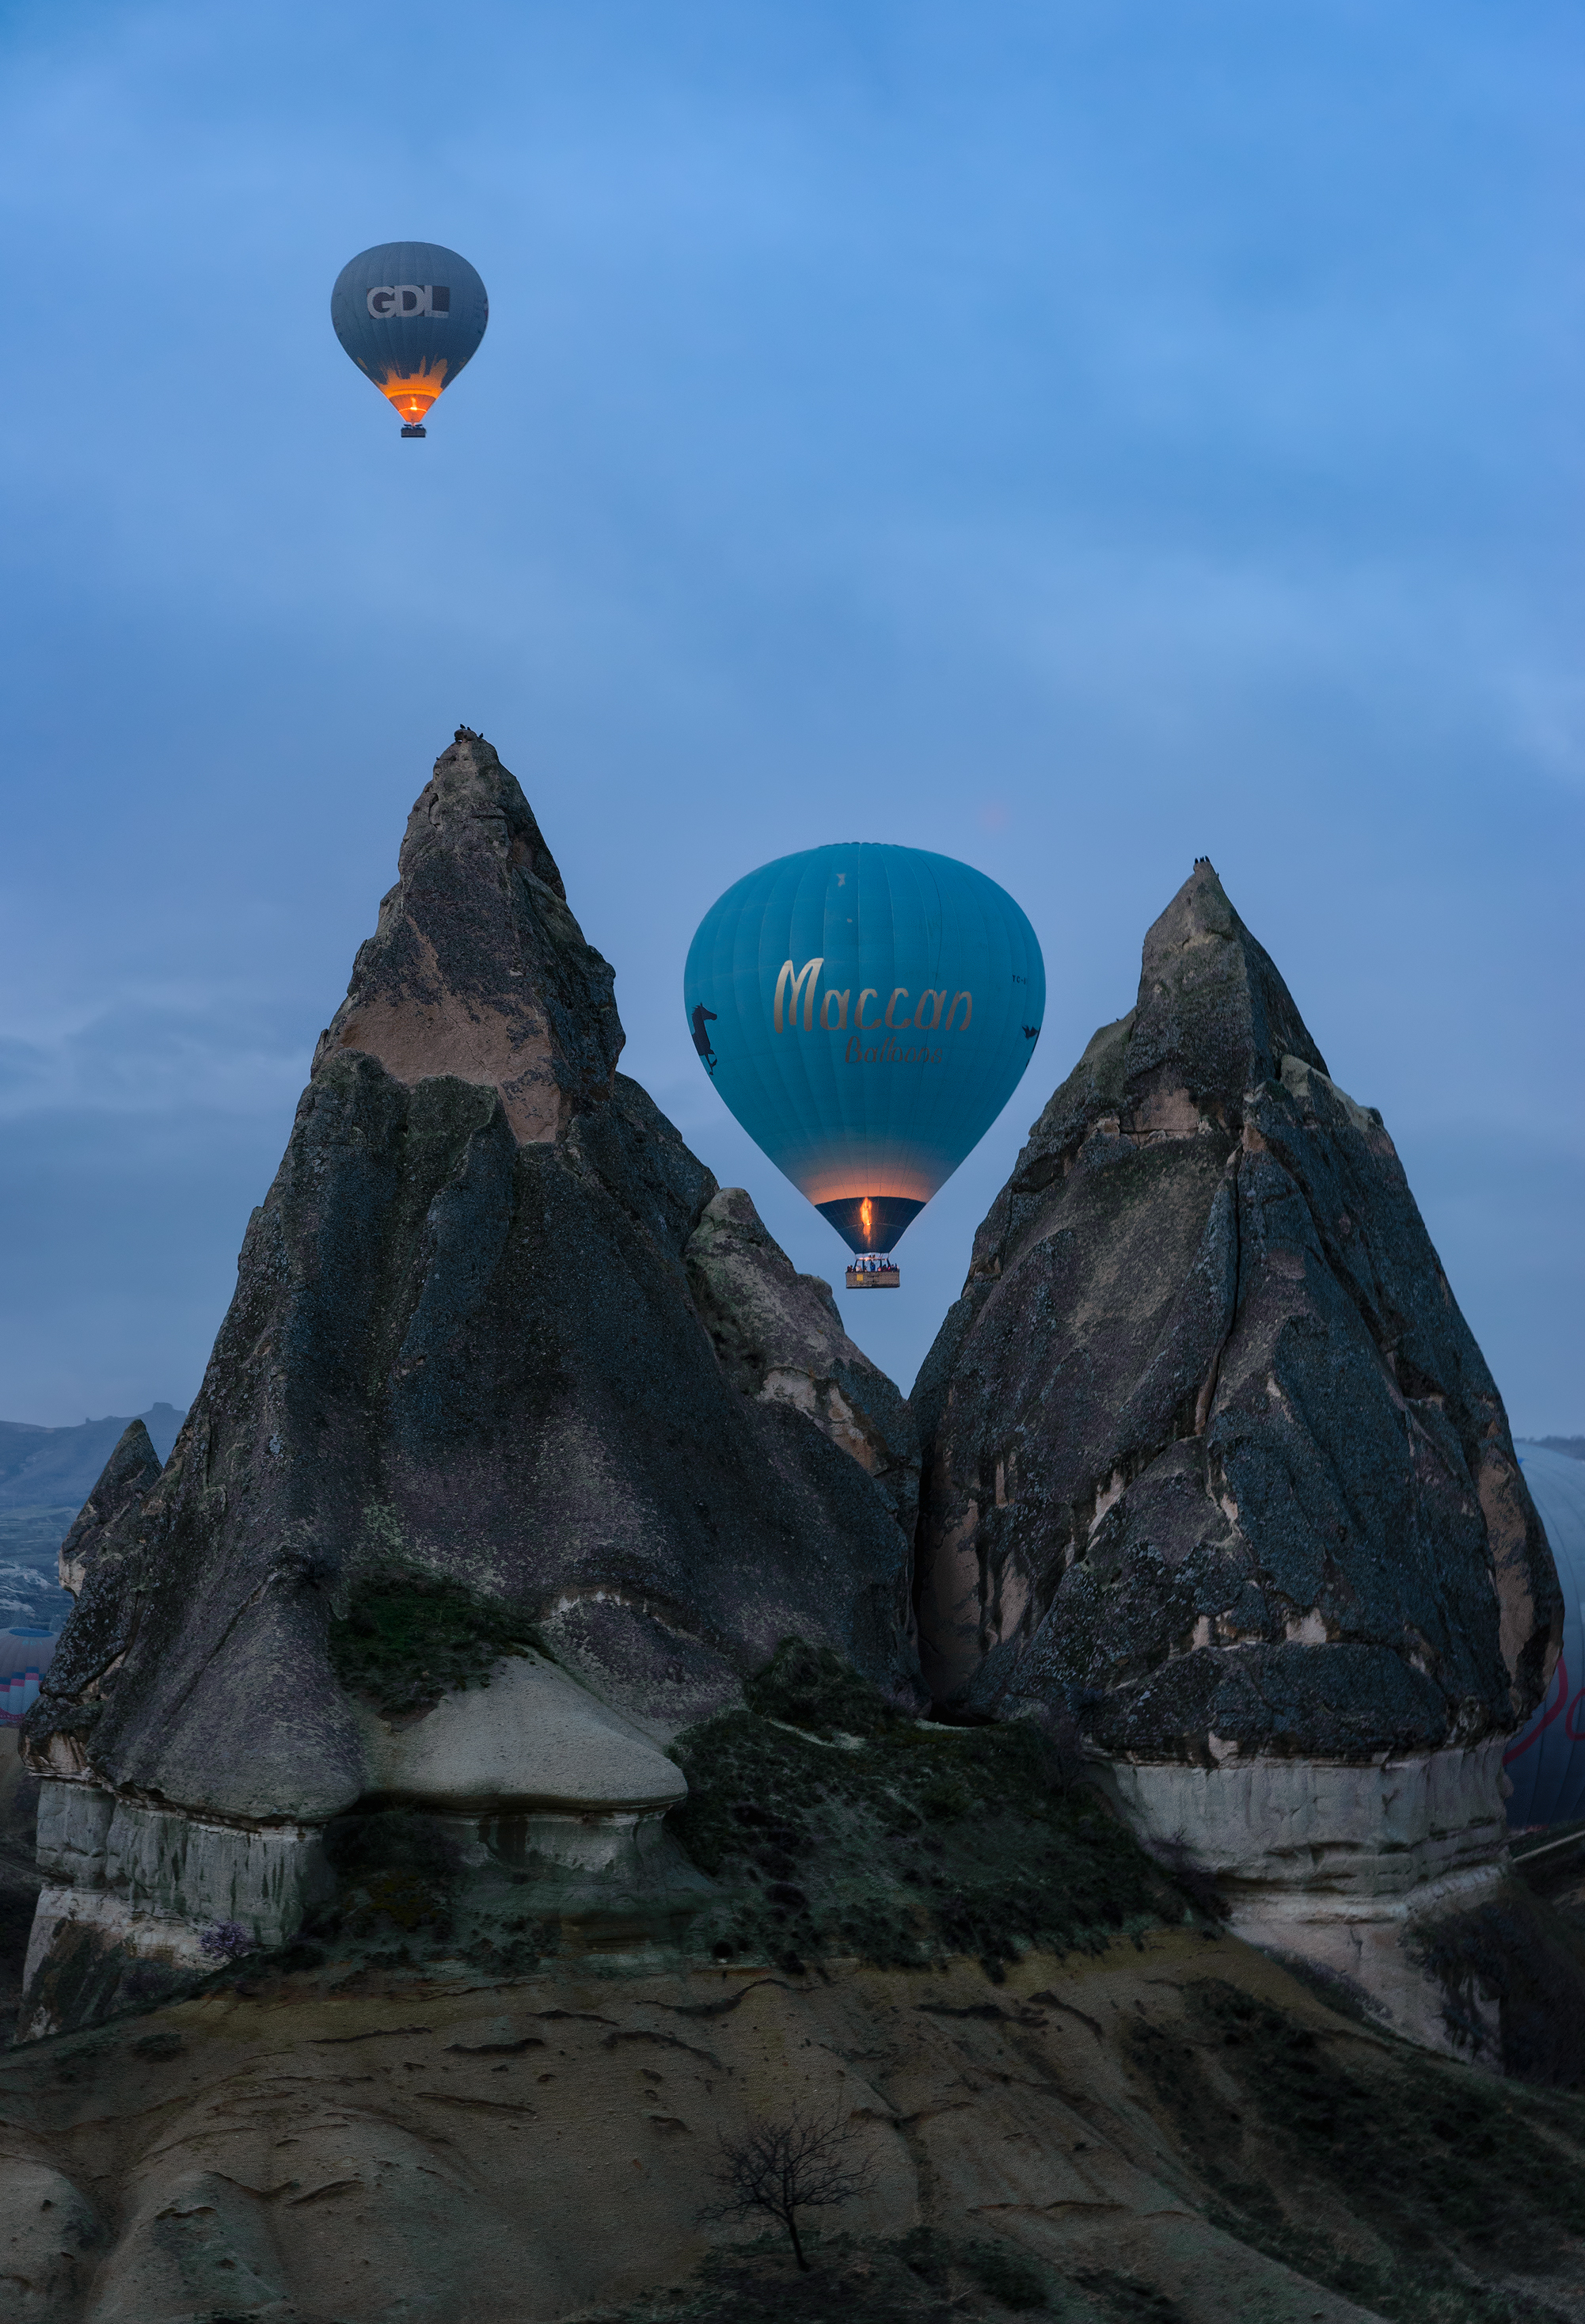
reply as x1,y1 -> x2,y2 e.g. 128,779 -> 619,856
374,359 -> 450,424
859,1197 -> 872,1241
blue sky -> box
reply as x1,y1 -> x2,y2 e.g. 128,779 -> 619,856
2,0 -> 1580,1428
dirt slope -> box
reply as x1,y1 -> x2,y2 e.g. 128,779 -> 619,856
4,1929 -> 1585,2324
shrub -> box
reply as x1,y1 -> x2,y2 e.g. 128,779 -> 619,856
1412,1879 -> 1585,2084
329,1571 -> 542,1716
323,1808 -> 464,1940
669,1642 -> 1185,1976
743,1637 -> 914,1740
199,1920 -> 253,1963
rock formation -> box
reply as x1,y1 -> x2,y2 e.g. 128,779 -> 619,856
50,1417 -> 162,1612
21,731 -> 921,2036
684,1185 -> 919,1531
0,1733 -> 41,2042
913,862 -> 1560,2043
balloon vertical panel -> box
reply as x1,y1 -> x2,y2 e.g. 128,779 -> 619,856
1505,1447 -> 1585,1828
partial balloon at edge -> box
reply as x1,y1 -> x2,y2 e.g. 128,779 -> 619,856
1504,1446 -> 1585,1829
684,843 -> 1045,1286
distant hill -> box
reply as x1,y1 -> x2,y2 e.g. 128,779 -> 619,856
1519,1437 -> 1585,1464
0,1403 -> 187,1512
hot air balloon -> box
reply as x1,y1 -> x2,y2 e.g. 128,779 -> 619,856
0,1626 -> 54,1725
1504,1445 -> 1585,1829
330,242 -> 488,437
685,844 -> 1044,1287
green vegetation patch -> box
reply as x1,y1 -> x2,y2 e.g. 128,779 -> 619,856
1131,1978 -> 1585,2322
329,1570 -> 542,1716
743,1638 -> 918,1740
668,1642 -> 1188,1978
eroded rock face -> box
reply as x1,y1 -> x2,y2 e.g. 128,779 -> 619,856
23,733 -> 920,2027
913,862 -> 1559,1763
685,1186 -> 920,1534
55,1417 -> 161,1602
312,728 -> 623,1143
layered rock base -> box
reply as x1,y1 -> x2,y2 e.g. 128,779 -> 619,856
1094,1740 -> 1511,2052
24,1781 -> 331,2041
21,1648 -> 697,2039
6,1932 -> 1585,2322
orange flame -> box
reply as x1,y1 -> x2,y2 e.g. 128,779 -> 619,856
859,1197 -> 872,1242
374,360 -> 450,424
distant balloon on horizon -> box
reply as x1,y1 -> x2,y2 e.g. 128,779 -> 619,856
1505,1445 -> 1585,1830
685,843 -> 1045,1269
330,242 -> 488,438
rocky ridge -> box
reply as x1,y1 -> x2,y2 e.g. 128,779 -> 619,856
685,1185 -> 919,1532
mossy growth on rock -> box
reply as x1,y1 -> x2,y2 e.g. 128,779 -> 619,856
668,1642 -> 1188,1979
1131,1978 -> 1585,2322
743,1637 -> 918,1740
328,1571 -> 543,1717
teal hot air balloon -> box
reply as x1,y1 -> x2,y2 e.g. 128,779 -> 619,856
685,846 -> 1045,1284
330,242 -> 488,437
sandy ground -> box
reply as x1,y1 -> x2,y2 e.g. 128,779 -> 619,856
0,1929 -> 1413,2324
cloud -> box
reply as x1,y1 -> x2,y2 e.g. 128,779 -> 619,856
0,987 -> 309,1125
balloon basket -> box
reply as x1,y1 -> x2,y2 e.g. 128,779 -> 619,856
846,1263 -> 899,1290
401,424 -> 428,438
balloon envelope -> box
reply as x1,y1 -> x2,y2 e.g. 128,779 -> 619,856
1504,1446 -> 1585,1828
0,1626 -> 53,1725
330,242 -> 488,428
685,844 -> 1044,1253
0,1627 -> 54,1679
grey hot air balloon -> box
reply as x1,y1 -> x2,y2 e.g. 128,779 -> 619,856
331,241 -> 488,437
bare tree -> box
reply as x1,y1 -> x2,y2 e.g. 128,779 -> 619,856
701,2106 -> 876,2271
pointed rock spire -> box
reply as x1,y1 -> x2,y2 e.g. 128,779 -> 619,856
23,735 -> 922,2036
44,1421 -> 165,1698
1013,860 -> 1330,1170
914,861 -> 1558,1757
910,861 -> 1562,2044
311,730 -> 623,1143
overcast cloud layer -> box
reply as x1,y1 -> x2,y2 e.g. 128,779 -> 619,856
2,0 -> 1581,1428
